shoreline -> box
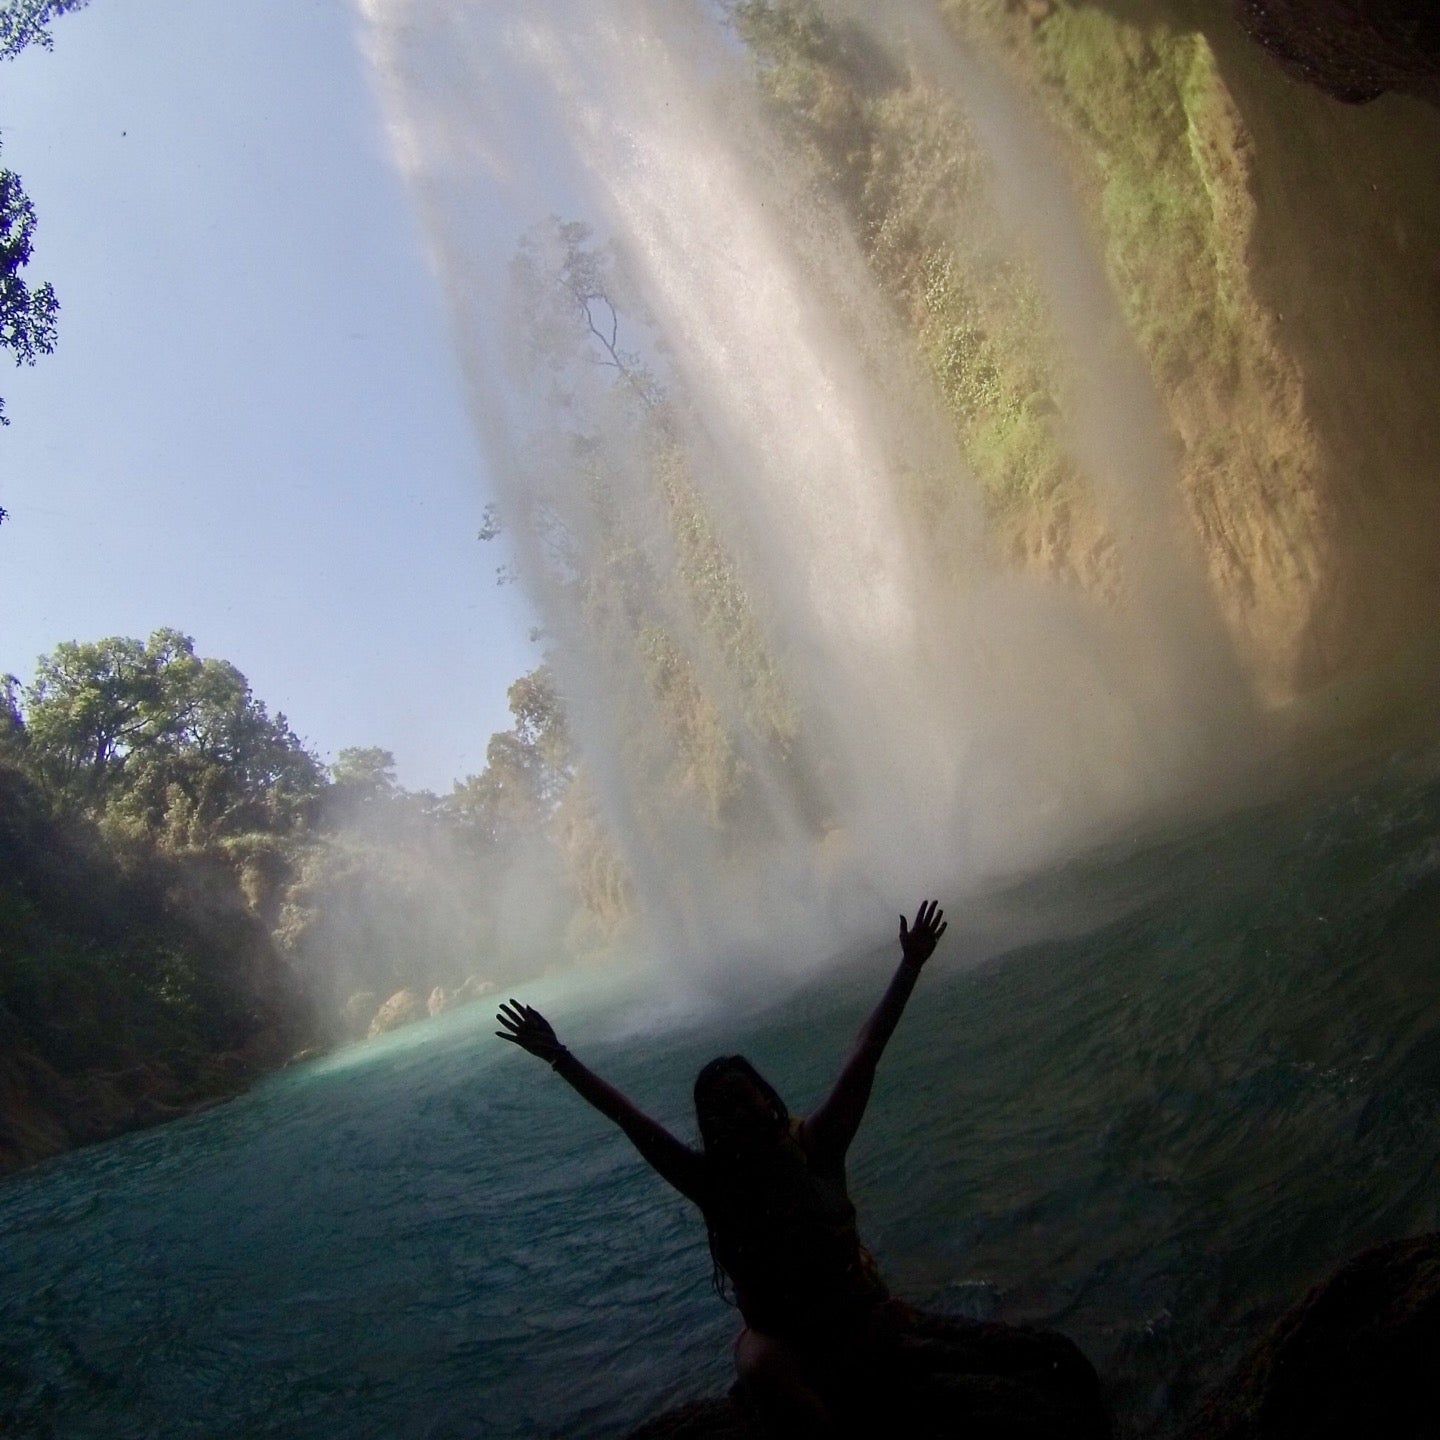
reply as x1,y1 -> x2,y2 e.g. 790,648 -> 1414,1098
0,1030 -> 306,1182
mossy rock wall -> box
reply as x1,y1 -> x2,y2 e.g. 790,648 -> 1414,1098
740,0 -> 1440,703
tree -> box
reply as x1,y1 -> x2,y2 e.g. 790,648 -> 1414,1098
0,146 -> 57,427
0,671 -> 24,755
23,628 -> 322,835
0,1 -> 91,60
119,653 -> 322,840
447,668 -> 572,850
25,631 -> 184,796
508,216 -> 663,409
0,0 -> 91,436
507,667 -> 571,807
327,746 -> 400,809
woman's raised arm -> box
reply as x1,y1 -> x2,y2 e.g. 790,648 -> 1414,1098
496,1000 -> 707,1205
801,900 -> 946,1165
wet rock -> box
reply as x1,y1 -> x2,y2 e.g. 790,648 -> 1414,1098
937,1279 -> 1002,1323
367,989 -> 424,1038
1180,1231 -> 1440,1439
627,1309 -> 1111,1439
1140,1308 -> 1175,1348
1233,0 -> 1440,107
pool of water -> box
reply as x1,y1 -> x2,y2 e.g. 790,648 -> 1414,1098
4,752 -> 1440,1438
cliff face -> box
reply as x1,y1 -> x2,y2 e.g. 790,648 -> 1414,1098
1015,0 -> 1440,695
743,0 -> 1440,707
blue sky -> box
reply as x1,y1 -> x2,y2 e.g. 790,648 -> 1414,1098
0,0 -> 539,791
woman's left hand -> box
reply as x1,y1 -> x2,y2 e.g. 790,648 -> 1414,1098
495,1000 -> 564,1063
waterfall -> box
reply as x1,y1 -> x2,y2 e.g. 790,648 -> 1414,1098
357,0 -> 1252,978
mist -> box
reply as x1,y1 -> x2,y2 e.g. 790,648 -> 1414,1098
278,797 -> 571,1041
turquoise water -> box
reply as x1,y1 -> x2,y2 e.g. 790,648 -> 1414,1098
4,754 -> 1440,1438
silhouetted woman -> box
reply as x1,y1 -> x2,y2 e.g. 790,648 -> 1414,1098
496,902 -> 949,1431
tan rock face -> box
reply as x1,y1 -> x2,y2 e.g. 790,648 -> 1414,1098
367,990 -> 425,1038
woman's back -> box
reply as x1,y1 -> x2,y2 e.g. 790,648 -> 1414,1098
705,1120 -> 889,1345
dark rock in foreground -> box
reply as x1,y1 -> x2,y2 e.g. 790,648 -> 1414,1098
1180,1232 -> 1440,1440
632,1231 -> 1440,1438
628,1309 -> 1111,1439
1233,0 -> 1440,107
630,1400 -> 751,1440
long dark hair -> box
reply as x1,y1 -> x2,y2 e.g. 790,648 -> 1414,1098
693,1055 -> 789,1303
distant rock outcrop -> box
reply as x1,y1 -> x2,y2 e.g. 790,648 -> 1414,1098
1180,1231 -> 1440,1439
449,975 -> 497,1009
343,977 -> 496,1041
627,1309 -> 1111,1439
368,989 -> 424,1038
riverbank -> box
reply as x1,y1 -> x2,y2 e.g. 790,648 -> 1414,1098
0,982 -> 506,1178
0,1020 -> 291,1178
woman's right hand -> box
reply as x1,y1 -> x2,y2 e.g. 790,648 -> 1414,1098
899,899 -> 947,969
495,999 -> 565,1063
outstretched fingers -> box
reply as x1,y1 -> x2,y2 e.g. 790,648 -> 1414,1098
910,899 -> 938,931
496,999 -> 534,1040
495,999 -> 560,1061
